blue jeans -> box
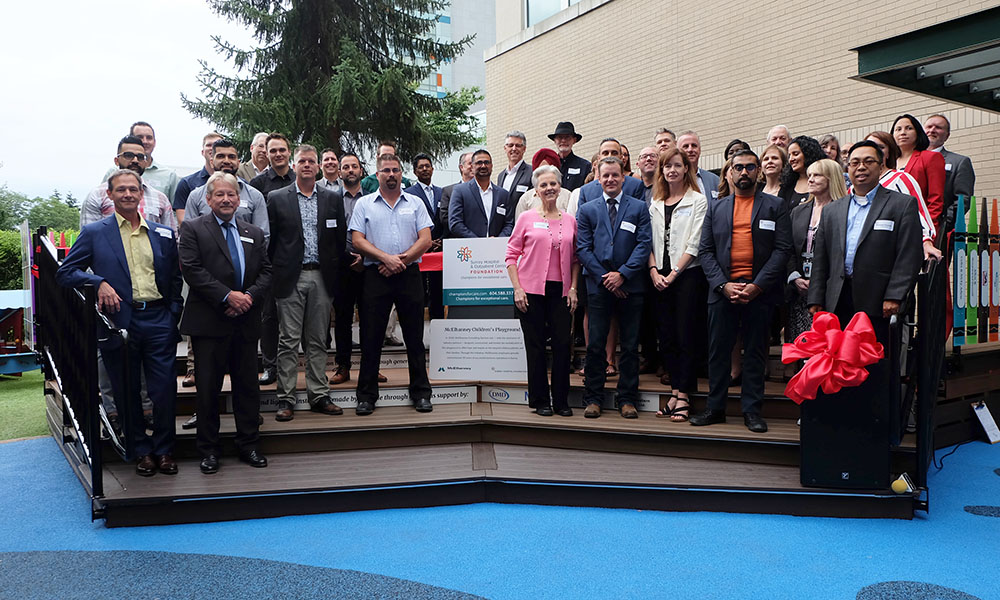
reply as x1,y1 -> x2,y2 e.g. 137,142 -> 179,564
584,288 -> 644,407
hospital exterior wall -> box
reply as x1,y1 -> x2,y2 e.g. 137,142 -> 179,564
485,0 -> 1000,196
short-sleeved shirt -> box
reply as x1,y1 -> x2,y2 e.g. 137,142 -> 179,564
348,191 -> 433,266
114,212 -> 160,302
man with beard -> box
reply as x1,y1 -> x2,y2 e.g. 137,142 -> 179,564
690,150 -> 791,433
103,121 -> 179,203
84,135 -> 177,230
448,149 -> 514,238
184,139 -> 270,239
237,132 -> 270,182
550,121 -> 590,191
349,153 -> 434,416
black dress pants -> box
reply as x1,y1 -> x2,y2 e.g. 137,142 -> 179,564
334,265 -> 364,370
192,330 -> 261,458
706,296 -> 772,414
516,281 -> 572,411
653,267 -> 708,394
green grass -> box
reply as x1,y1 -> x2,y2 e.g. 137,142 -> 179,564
0,370 -> 48,441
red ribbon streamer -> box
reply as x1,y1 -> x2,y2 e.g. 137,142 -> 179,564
418,252 -> 442,272
781,311 -> 884,404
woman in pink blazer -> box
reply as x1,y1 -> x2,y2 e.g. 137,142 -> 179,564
893,113 -> 946,228
505,165 -> 581,416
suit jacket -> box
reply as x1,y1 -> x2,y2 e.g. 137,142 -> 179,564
699,191 -> 792,305
575,176 -> 646,207
178,215 -> 272,338
236,161 -> 263,183
56,214 -> 184,332
439,182 -> 459,238
266,183 -> 346,299
497,161 -> 533,206
938,147 -> 976,230
786,199 -> 815,300
560,152 -> 591,191
807,186 -> 922,318
697,168 -> 721,202
902,149 -> 946,227
404,182 -> 443,239
575,193 -> 652,295
448,179 -> 514,238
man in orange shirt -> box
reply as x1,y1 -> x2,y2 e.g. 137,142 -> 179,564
691,150 -> 792,433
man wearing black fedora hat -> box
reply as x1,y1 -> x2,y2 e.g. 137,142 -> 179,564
549,121 -> 591,191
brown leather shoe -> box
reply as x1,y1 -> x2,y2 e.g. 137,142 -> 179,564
584,403 -> 602,419
659,373 -> 671,386
377,372 -> 388,383
157,454 -> 178,475
310,397 -> 344,415
330,366 -> 351,385
620,404 -> 639,419
275,400 -> 294,422
135,454 -> 157,477
182,372 -> 196,388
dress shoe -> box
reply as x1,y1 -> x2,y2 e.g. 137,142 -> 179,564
377,372 -> 388,383
535,406 -> 554,416
620,404 -> 639,419
107,413 -> 122,437
414,397 -> 433,413
556,407 -> 574,417
311,397 -> 344,415
330,366 -> 351,384
659,373 -> 671,386
689,409 -> 727,426
258,414 -> 264,425
200,455 -> 219,474
356,401 -> 375,416
239,449 -> 268,468
275,400 -> 294,422
135,454 -> 157,477
638,359 -> 658,375
259,368 -> 277,385
744,412 -> 768,433
584,403 -> 602,418
181,413 -> 198,430
182,372 -> 196,387
384,335 -> 404,347
157,454 -> 178,475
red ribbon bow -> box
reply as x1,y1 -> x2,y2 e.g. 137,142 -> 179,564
781,311 -> 884,404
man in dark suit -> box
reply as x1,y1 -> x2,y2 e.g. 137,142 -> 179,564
438,152 -> 473,239
267,144 -> 347,421
497,131 -> 532,206
576,157 -> 652,419
808,141 -> 923,342
677,131 -> 720,202
550,121 -> 590,191
573,138 -> 646,205
448,149 -> 514,238
924,114 -> 976,234
404,153 -> 445,319
57,169 -> 183,476
179,172 -> 272,474
690,150 -> 792,433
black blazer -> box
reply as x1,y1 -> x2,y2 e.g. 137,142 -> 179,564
786,199 -> 816,297
699,191 -> 793,305
178,215 -> 271,337
266,183 -> 346,299
448,179 -> 514,238
497,161 -> 533,206
438,182 -> 458,238
808,186 -> 923,318
404,182 -> 443,239
560,152 -> 591,191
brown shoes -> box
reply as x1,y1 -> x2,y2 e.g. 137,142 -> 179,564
620,404 -> 638,419
182,372 -> 196,387
310,397 -> 344,415
157,454 -> 178,475
135,454 -> 157,477
377,372 -> 388,383
330,366 -> 351,385
584,404 -> 602,418
275,400 -> 294,422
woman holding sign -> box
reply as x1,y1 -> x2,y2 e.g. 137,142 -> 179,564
505,165 -> 581,417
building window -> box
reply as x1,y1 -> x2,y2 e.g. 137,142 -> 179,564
525,0 -> 580,27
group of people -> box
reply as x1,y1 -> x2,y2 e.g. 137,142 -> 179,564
54,111 -> 974,477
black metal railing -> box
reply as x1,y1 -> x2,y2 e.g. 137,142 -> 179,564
912,257 -> 947,495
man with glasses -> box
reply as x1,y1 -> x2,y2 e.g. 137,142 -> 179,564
266,144 -> 347,422
174,132 -> 224,224
237,132 -> 270,182
83,135 -> 177,231
349,153 -> 434,416
448,149 -> 514,238
635,146 -> 659,206
691,150 -> 791,433
497,131 -> 532,206
103,121 -> 180,203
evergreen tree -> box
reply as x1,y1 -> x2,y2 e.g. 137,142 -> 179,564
182,0 -> 481,161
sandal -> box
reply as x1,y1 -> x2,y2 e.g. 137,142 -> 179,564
606,364 -> 618,377
670,397 -> 691,422
656,395 -> 678,418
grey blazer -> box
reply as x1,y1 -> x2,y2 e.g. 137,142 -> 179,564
938,147 -> 975,229
698,168 -> 721,202
497,162 -> 533,206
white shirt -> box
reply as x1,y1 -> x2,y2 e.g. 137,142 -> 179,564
479,183 -> 494,224
501,160 -> 523,192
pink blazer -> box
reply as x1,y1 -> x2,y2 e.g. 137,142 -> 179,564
902,149 -> 945,227
505,208 -> 578,296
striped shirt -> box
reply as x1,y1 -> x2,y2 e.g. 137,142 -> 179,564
850,170 -> 935,242
81,180 -> 177,232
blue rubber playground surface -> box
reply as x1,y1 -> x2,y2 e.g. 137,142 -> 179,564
1,436 -> 998,599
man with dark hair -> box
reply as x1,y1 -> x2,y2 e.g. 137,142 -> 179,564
237,132 -> 270,182
575,138 -> 646,204
448,149 -> 514,238
549,122 -> 590,191
57,169 -> 184,476
361,141 -> 412,194
691,149 -> 792,433
101,121 -> 180,203
405,153 -> 444,319
438,152 -> 473,238
654,128 -> 676,155
173,132 -> 224,223
575,157 -> 651,419
924,114 -> 976,233
84,136 -> 176,231
319,148 -> 342,193
498,131 -> 532,205
267,144 -> 347,422
349,153 -> 434,416
184,139 -> 270,240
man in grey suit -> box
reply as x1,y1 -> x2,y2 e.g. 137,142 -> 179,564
677,131 -> 720,202
237,132 -> 269,182
438,152 -> 473,239
924,114 -> 976,233
497,131 -> 532,206
807,140 -> 923,343
448,149 -> 514,238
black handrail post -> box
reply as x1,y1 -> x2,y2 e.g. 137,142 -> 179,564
83,284 -> 103,499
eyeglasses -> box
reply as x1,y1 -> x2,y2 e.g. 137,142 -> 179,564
638,153 -> 657,161
504,143 -> 525,149
378,168 -> 402,174
118,151 -> 147,162
847,158 -> 880,168
731,163 -> 758,173
473,160 -> 492,166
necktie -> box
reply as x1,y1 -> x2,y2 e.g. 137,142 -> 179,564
224,222 -> 243,290
607,198 -> 617,225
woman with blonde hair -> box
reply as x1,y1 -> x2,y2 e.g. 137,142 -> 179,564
757,144 -> 787,197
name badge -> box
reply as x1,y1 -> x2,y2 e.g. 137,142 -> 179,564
400,208 -> 415,215
759,219 -> 775,231
620,221 -> 636,233
325,218 -> 337,228
516,184 -> 528,193
496,206 -> 506,215
944,163 -> 953,172
533,221 -> 549,229
711,190 -> 719,198
239,236 -> 253,244
874,219 -> 894,232
675,207 -> 692,217
568,167 -> 581,175
157,229 -> 172,238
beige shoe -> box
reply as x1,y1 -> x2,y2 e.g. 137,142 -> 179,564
620,404 -> 638,419
584,404 -> 602,419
